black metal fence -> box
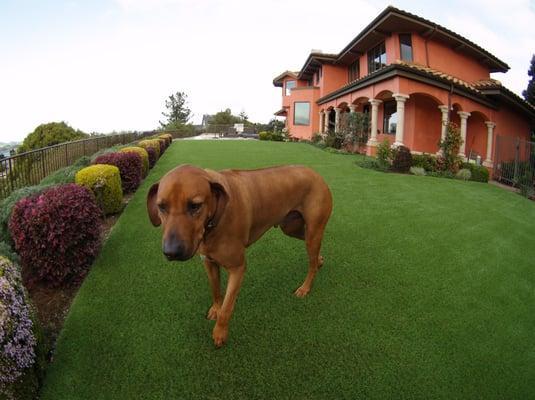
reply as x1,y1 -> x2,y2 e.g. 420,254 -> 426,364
493,135 -> 535,189
0,131 -> 159,200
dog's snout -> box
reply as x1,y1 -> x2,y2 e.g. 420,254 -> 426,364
163,234 -> 188,261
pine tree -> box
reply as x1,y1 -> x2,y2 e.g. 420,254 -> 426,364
159,91 -> 192,129
522,54 -> 535,106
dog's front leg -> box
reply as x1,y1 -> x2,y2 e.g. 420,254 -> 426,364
204,258 -> 222,320
212,262 -> 246,348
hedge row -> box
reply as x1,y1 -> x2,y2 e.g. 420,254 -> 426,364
0,136 -> 173,398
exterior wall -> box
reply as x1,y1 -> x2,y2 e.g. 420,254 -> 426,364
286,87 -> 320,140
320,64 -> 349,98
280,76 -> 309,108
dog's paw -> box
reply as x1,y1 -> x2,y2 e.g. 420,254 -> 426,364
294,285 -> 310,298
206,304 -> 221,320
212,325 -> 228,348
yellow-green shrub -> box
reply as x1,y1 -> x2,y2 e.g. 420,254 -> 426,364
75,165 -> 123,215
159,133 -> 173,144
138,140 -> 161,158
119,147 -> 149,177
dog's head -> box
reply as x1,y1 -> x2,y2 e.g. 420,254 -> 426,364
147,164 -> 229,261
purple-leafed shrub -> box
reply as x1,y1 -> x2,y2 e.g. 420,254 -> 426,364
9,184 -> 102,288
0,256 -> 36,394
93,152 -> 142,193
146,146 -> 157,168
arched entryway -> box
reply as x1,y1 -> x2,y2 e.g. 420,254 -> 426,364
466,111 -> 489,161
407,93 -> 442,153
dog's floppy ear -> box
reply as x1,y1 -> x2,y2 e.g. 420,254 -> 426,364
147,182 -> 161,227
204,169 -> 230,227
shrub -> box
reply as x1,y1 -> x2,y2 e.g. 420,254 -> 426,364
0,185 -> 51,247
90,144 -> 128,162
259,131 -> 272,141
356,158 -> 389,172
93,152 -> 142,193
146,146 -> 157,169
391,145 -> 412,173
438,122 -> 463,173
119,147 -> 149,177
311,133 -> 323,143
75,165 -> 123,214
324,130 -> 345,149
151,137 -> 167,153
9,184 -> 102,288
271,131 -> 284,141
138,140 -> 161,158
0,241 -> 19,264
410,166 -> 426,176
411,153 -> 437,172
376,139 -> 392,168
456,168 -> 472,181
462,163 -> 489,183
0,257 -> 38,399
39,156 -> 91,186
159,133 -> 173,144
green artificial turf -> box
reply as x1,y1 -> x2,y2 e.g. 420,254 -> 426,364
41,140 -> 535,399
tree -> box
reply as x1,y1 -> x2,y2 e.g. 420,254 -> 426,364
159,91 -> 192,129
18,122 -> 87,154
523,54 -> 535,106
209,109 -> 242,126
239,110 -> 248,123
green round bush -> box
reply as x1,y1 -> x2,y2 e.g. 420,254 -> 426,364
75,165 -> 123,214
456,168 -> 472,181
410,166 -> 426,176
138,140 -> 161,158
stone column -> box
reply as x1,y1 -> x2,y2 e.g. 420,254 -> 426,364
367,99 -> 382,146
349,104 -> 357,114
319,111 -> 324,134
324,109 -> 331,133
457,111 -> 471,159
334,107 -> 341,133
392,93 -> 409,147
484,121 -> 496,167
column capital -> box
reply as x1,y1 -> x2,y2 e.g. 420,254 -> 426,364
333,107 -> 341,112
369,98 -> 383,106
457,111 -> 471,119
392,93 -> 410,102
324,108 -> 331,114
349,104 -> 357,112
485,121 -> 496,129
438,105 -> 450,113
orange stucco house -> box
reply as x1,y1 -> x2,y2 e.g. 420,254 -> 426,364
273,6 -> 535,169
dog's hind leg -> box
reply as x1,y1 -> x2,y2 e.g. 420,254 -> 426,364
294,216 -> 328,298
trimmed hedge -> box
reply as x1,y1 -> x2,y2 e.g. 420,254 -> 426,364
119,147 -> 149,177
0,256 -> 40,400
75,164 -> 123,215
145,146 -> 157,169
9,184 -> 102,288
463,163 -> 489,183
93,152 -> 142,193
391,146 -> 412,173
138,139 -> 161,158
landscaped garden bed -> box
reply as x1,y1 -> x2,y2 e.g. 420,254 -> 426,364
0,133 -> 173,399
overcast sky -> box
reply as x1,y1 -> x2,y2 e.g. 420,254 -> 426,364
0,0 -> 534,142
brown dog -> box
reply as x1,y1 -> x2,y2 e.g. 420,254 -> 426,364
147,164 -> 332,347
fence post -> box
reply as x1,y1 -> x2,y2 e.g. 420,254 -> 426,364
64,143 -> 69,167
41,150 -> 46,180
513,137 -> 520,185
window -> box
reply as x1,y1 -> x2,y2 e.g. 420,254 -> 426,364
285,80 -> 296,96
348,60 -> 360,81
383,100 -> 397,134
399,34 -> 413,62
367,42 -> 387,74
294,102 -> 310,126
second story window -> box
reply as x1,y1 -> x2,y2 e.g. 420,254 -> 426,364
285,80 -> 296,96
400,34 -> 413,62
367,42 -> 386,74
348,60 -> 360,81
294,102 -> 310,126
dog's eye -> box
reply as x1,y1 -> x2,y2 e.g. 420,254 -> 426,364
158,203 -> 167,214
187,201 -> 202,214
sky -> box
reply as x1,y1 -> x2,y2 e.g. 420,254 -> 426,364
0,0 -> 534,142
